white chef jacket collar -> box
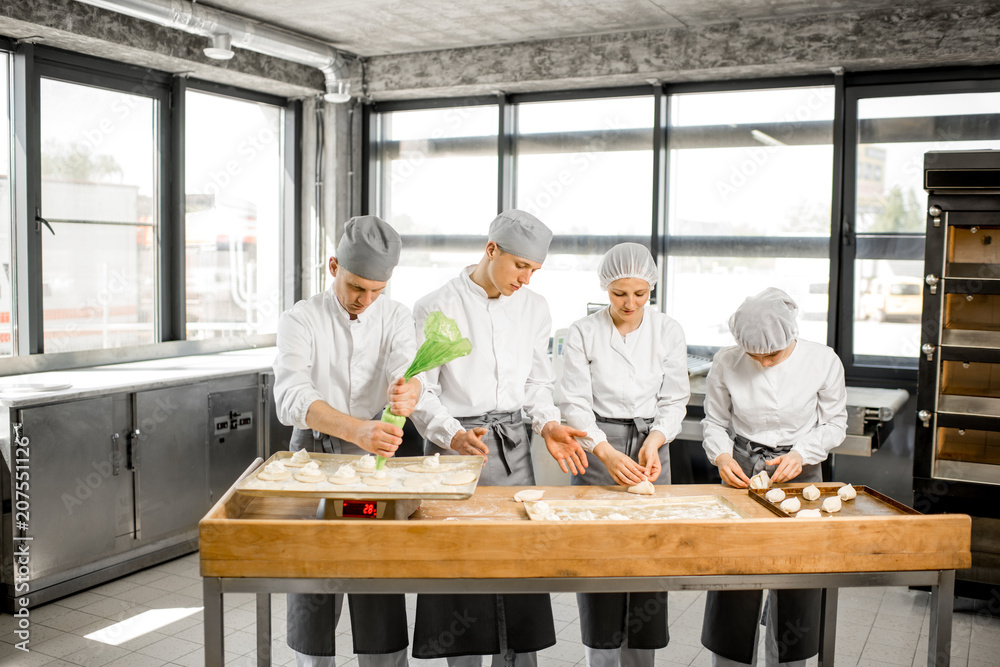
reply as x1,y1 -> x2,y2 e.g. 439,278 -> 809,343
329,288 -> 374,323
459,265 -> 512,302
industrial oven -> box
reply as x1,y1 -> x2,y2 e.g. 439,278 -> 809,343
916,150 -> 1000,599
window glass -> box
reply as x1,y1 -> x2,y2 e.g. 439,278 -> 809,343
666,87 -> 835,349
0,54 -> 11,356
515,96 -> 654,331
852,92 -> 1000,364
40,78 -> 156,353
185,90 -> 283,339
377,106 -> 499,309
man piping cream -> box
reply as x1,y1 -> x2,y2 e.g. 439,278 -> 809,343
273,215 -> 420,667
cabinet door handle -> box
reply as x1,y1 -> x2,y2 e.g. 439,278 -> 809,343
127,428 -> 141,470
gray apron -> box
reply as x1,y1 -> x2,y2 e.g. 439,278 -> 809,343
285,428 -> 409,657
572,416 -> 670,650
701,435 -> 822,664
412,412 -> 555,659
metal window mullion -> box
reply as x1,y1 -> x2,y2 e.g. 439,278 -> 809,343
652,83 -> 668,305
11,42 -> 42,356
164,75 -> 185,342
283,99 -> 302,307
828,70 -> 846,352
838,85 -> 862,378
498,93 -> 514,214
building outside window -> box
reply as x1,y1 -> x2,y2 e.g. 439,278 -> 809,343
185,89 -> 284,340
39,77 -> 157,353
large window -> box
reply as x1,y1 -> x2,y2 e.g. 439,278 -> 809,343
849,90 -> 1000,368
185,89 -> 284,339
665,86 -> 835,350
0,52 -> 11,357
515,96 -> 653,331
39,77 -> 157,353
374,105 -> 499,308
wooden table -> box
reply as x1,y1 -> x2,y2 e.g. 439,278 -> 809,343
201,467 -> 970,667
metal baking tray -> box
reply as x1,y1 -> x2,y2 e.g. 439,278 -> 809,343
749,484 -> 920,518
523,495 -> 751,521
236,452 -> 484,500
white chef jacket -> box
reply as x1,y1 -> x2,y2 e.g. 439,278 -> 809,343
410,267 -> 561,449
272,288 -> 420,431
701,339 -> 847,467
560,306 -> 690,452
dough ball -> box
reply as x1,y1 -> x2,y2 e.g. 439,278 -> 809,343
796,509 -> 822,518
442,471 -> 476,486
802,485 -> 820,501
257,470 -> 291,482
329,473 -> 359,485
838,484 -> 857,501
293,471 -> 325,484
779,497 -> 801,513
513,489 -> 545,503
822,496 -> 842,513
749,470 -> 771,490
765,488 -> 785,503
627,480 -> 655,495
531,501 -> 550,515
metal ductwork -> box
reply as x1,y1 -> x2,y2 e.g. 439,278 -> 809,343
75,0 -> 353,101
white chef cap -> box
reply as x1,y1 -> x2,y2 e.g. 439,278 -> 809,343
728,287 -> 799,354
336,215 -> 402,282
598,243 -> 659,290
488,210 -> 552,264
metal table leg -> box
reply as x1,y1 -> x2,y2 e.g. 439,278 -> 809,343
818,588 -> 838,667
203,577 -> 225,667
928,570 -> 955,667
257,593 -> 272,667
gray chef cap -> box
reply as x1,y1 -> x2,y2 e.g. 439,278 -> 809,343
336,215 -> 402,282
598,243 -> 659,290
488,210 -> 552,264
728,287 -> 799,355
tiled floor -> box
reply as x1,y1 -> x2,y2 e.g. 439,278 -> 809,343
1,553 -> 997,667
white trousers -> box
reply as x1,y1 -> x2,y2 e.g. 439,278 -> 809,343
294,648 -> 408,667
584,646 -> 655,667
446,651 -> 538,667
710,591 -> 806,667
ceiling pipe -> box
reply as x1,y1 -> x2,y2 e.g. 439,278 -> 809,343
74,0 -> 353,101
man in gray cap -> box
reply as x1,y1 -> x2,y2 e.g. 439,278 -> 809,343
273,215 -> 419,667
410,209 -> 588,666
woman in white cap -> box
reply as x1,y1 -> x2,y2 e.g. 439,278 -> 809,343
274,215 -> 421,667
699,287 -> 847,667
410,209 -> 588,667
559,242 -> 690,667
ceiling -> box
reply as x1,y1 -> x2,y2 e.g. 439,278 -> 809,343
199,0 -> 975,57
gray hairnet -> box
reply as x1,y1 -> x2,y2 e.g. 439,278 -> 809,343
336,215 -> 401,282
728,287 -> 799,354
598,243 -> 659,290
488,210 -> 552,264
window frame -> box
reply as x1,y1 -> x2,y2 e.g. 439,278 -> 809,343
0,44 -> 300,374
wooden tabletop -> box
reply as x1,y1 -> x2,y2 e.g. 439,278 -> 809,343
200,483 -> 971,580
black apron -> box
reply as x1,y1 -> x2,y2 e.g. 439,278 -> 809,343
573,416 -> 670,650
285,427 -> 409,657
701,436 -> 823,664
412,412 -> 555,659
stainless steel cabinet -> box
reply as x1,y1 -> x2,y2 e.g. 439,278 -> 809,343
16,397 -> 118,581
208,377 -> 258,504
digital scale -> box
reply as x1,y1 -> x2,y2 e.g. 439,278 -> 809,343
316,497 -> 423,520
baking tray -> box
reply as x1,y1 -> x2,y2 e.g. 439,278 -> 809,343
236,452 -> 485,500
749,484 -> 920,518
523,495 -> 751,521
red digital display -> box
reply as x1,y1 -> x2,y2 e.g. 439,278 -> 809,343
342,500 -> 378,519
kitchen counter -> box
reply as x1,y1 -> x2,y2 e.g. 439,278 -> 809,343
0,347 -> 277,407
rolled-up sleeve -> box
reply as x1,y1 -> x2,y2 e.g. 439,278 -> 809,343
273,309 -> 324,430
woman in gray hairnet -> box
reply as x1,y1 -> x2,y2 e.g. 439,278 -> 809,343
560,242 -> 690,667
699,287 -> 847,667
